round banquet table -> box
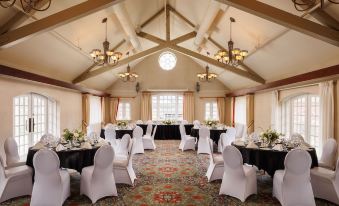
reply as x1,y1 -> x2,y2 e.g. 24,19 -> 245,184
100,128 -> 133,139
190,128 -> 227,143
232,144 -> 319,177
26,147 -> 99,173
137,124 -> 194,140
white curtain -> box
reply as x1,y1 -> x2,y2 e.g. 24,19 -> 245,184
234,96 -> 246,125
271,90 -> 281,132
89,96 -> 102,124
319,81 -> 334,145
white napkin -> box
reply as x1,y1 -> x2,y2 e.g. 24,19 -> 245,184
55,144 -> 66,152
246,141 -> 258,149
272,144 -> 284,151
233,139 -> 245,146
32,142 -> 45,150
81,142 -> 92,149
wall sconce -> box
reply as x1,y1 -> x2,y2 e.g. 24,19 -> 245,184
136,82 -> 140,93
195,82 -> 200,92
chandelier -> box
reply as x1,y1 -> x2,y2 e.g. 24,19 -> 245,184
214,17 -> 248,67
0,0 -> 51,12
90,18 -> 122,66
197,52 -> 217,82
118,52 -> 138,82
292,0 -> 339,11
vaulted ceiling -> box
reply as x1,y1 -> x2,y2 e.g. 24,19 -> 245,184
0,0 -> 339,92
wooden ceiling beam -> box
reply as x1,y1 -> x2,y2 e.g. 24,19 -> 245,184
73,44 -> 167,83
169,45 -> 265,84
140,7 -> 165,29
216,0 -> 339,47
310,8 -> 339,31
0,0 -> 124,48
170,31 -> 197,45
166,6 -> 170,41
137,31 -> 166,44
0,64 -> 109,96
168,5 -> 195,28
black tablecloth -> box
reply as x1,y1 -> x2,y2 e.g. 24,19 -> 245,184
26,147 -> 99,173
233,145 -> 319,177
100,129 -> 133,139
137,124 -> 194,140
190,128 -> 227,143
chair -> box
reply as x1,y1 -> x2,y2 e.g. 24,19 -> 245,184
30,149 -> 70,206
114,135 -> 136,186
235,123 -> 246,140
218,127 -> 236,153
0,156 -> 33,203
311,159 -> 339,205
193,120 -> 200,128
206,138 -> 224,182
132,126 -> 144,154
273,149 -> 315,206
145,123 -> 153,136
319,138 -> 337,170
4,137 -> 25,168
179,124 -> 196,151
197,126 -> 211,154
115,134 -> 131,158
182,120 -> 188,125
219,145 -> 257,202
104,124 -> 118,149
143,125 -> 157,150
135,120 -> 143,124
146,120 -> 153,124
80,145 -> 117,203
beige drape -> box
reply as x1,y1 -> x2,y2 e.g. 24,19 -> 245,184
183,92 -> 194,122
141,92 -> 152,121
246,94 -> 254,134
82,94 -> 90,132
110,98 -> 120,124
217,97 -> 226,124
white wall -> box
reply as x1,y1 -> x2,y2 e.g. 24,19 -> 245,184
0,77 -> 82,154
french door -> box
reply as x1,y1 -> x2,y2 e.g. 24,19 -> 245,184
13,93 -> 56,156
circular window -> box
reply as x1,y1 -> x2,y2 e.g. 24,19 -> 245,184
158,51 -> 177,71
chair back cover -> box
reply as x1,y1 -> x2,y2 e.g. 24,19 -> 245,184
0,156 -> 6,181
4,137 -> 20,165
334,159 -> 339,187
119,134 -> 131,156
104,124 -> 116,145
146,120 -> 153,124
146,123 -> 153,136
199,127 -> 210,140
135,120 -> 143,124
208,138 -> 214,162
224,127 -> 236,146
222,146 -> 245,178
320,138 -> 338,169
179,124 -> 187,140
151,125 -> 158,140
193,120 -> 200,128
133,126 -> 143,139
282,149 -> 313,206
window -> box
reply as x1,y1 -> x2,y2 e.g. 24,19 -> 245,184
152,94 -> 183,121
234,96 -> 247,124
89,96 -> 102,124
13,93 -> 58,156
281,94 -> 320,151
205,101 -> 218,120
158,51 -> 177,71
117,102 -> 131,120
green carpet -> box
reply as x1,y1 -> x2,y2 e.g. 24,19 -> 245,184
1,140 -> 336,205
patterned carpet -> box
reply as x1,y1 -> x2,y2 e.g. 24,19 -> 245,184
1,140 -> 336,206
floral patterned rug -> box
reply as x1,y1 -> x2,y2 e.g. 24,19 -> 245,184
1,140 -> 335,206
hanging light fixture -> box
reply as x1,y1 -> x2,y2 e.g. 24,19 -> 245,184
0,0 -> 51,12
197,52 -> 217,82
90,18 -> 122,66
118,52 -> 138,82
214,17 -> 248,67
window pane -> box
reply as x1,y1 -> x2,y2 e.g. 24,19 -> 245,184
151,94 -> 183,121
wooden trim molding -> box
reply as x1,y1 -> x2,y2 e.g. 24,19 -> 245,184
0,64 -> 109,96
226,64 -> 339,97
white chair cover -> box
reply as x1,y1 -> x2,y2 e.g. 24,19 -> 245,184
132,126 -> 144,154
0,156 -> 33,203
116,134 -> 131,158
273,149 -> 315,206
80,145 -> 117,203
135,120 -> 143,124
31,149 -> 70,206
146,120 -> 153,124
104,124 -> 117,148
4,137 -> 25,168
193,120 -> 200,128
218,127 -> 236,153
319,138 -> 337,170
114,137 -> 136,185
143,125 -> 157,150
146,123 -> 153,136
219,145 -> 257,202
179,124 -> 196,151
311,159 -> 339,204
181,120 -> 188,125
206,138 -> 224,182
197,126 -> 211,154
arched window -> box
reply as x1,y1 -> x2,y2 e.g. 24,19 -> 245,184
281,94 -> 320,151
13,93 -> 58,156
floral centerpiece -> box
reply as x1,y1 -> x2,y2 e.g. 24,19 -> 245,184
62,128 -> 85,142
204,120 -> 219,128
260,128 -> 283,147
163,120 -> 173,125
117,120 -> 128,129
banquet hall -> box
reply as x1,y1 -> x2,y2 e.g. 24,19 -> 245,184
0,0 -> 339,205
